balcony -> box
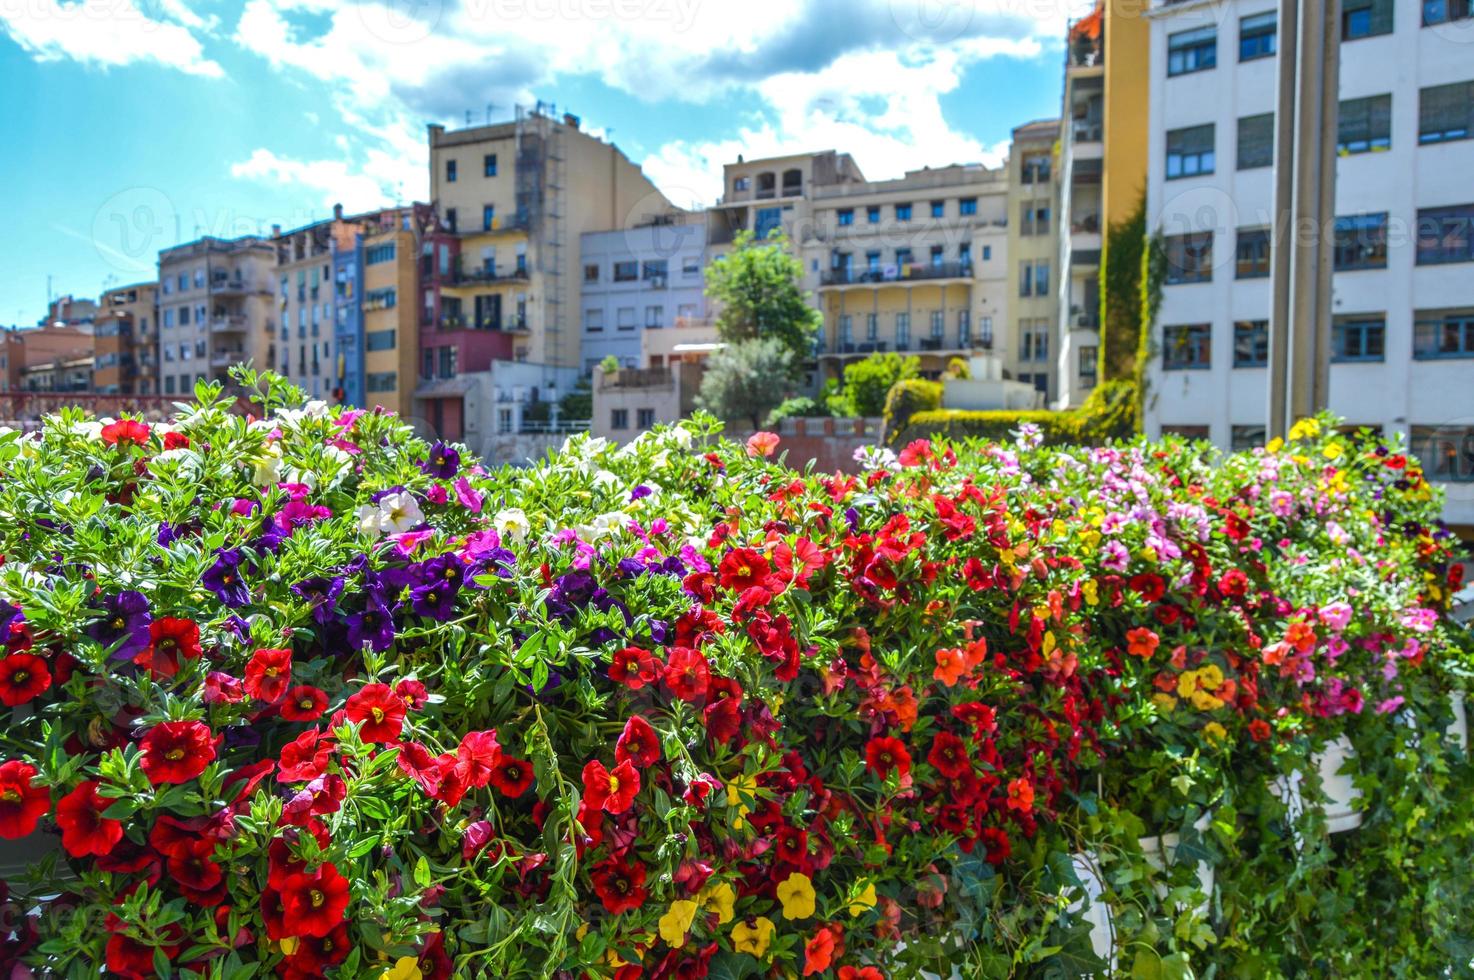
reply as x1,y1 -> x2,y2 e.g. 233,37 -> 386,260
212,276 -> 269,296
211,350 -> 247,368
210,315 -> 249,333
597,367 -> 673,392
449,266 -> 530,288
818,334 -> 993,358
435,314 -> 528,332
819,261 -> 975,288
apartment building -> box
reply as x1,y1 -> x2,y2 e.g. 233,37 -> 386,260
273,221 -> 336,399
579,213 -> 710,372
805,164 -> 1010,382
94,282 -> 157,394
156,237 -> 275,396
1051,0 -> 1154,408
421,105 -> 676,442
357,208 -> 423,417
1142,0 -> 1474,527
1007,120 -> 1064,397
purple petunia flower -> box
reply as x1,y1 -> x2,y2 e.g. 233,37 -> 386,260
409,581 -> 459,621
202,549 -> 251,608
292,576 -> 346,625
421,441 -> 460,480
90,590 -> 152,660
346,597 -> 396,652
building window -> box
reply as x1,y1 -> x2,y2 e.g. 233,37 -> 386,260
610,408 -> 629,430
1423,0 -> 1473,26
733,176 -> 750,192
484,153 -> 497,177
866,206 -> 881,223
617,307 -> 636,330
1343,0 -> 1393,38
957,310 -> 971,346
931,200 -> 946,218
895,203 -> 913,221
365,287 -> 397,309
365,329 -> 395,351
1234,319 -> 1270,366
584,263 -> 600,282
896,313 -> 911,349
1240,11 -> 1277,59
1164,231 -> 1214,284
444,208 -> 457,232
1168,26 -> 1217,76
497,408 -> 513,434
930,245 -> 945,266
642,260 -> 668,281
1419,81 -> 1474,143
1166,124 -> 1216,179
366,372 -> 396,392
637,408 -> 655,429
1236,227 -> 1272,278
1231,425 -> 1268,451
1338,94 -> 1392,153
1333,212 -> 1389,269
613,261 -> 638,282
366,244 -> 396,264
446,159 -> 457,182
1238,113 -> 1275,169
1021,153 -> 1051,184
1332,315 -> 1386,361
646,306 -> 664,328
960,197 -> 978,215
1163,324 -> 1212,369
682,258 -> 701,277
1021,201 -> 1051,235
1417,204 -> 1474,264
866,313 -> 879,341
1079,345 -> 1098,386
838,208 -> 854,226
482,205 -> 496,231
1413,308 -> 1474,358
930,310 -> 945,338
1412,425 -> 1474,482
438,346 -> 458,379
1019,260 -> 1049,297
585,309 -> 604,332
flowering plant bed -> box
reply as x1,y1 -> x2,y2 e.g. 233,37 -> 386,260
0,371 -> 1470,978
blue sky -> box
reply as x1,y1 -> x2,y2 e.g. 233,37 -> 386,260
1,0 -> 1084,326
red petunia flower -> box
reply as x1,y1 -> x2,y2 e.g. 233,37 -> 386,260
663,646 -> 710,703
167,836 -> 224,897
864,736 -> 912,782
278,729 -> 334,783
718,548 -> 773,593
396,741 -> 443,796
590,855 -> 648,914
951,701 -> 998,736
0,760 -> 50,839
775,825 -> 809,865
279,862 -> 351,938
244,647 -> 293,703
344,683 -> 406,742
927,731 -> 971,780
55,780 -> 123,857
280,685 -> 328,722
455,730 -> 501,788
0,652 -> 50,706
614,715 -> 661,769
136,617 -> 202,679
139,720 -> 216,785
802,924 -> 841,976
100,419 -> 150,447
838,969 -> 886,980
582,758 -> 640,814
163,430 -> 190,451
608,646 -> 659,690
1126,627 -> 1160,659
285,921 -> 350,975
1005,777 -> 1035,813
980,826 -> 1011,866
488,754 -> 535,798
394,678 -> 429,709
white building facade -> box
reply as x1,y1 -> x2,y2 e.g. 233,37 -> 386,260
578,217 -> 710,373
1143,0 -> 1474,525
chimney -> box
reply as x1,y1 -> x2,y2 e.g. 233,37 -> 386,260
333,203 -> 344,220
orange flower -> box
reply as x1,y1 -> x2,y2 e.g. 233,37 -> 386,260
746,431 -> 781,458
961,637 -> 988,669
1006,777 -> 1034,813
933,648 -> 966,686
802,925 -> 843,976
1126,627 -> 1160,659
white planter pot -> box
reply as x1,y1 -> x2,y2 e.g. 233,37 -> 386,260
1448,695 -> 1468,749
1314,735 -> 1362,833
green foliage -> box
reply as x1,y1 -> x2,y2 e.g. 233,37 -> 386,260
894,378 -> 1137,446
881,377 -> 943,441
694,337 -> 798,429
703,231 -> 822,366
558,375 -> 592,421
764,395 -> 821,427
1100,195 -> 1148,382
598,354 -> 620,374
827,352 -> 919,418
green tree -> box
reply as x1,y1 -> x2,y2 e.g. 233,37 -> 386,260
694,338 -> 797,430
704,231 -> 821,369
558,376 -> 592,421
827,352 -> 920,418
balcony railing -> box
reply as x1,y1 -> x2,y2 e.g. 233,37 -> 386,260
818,335 -> 992,357
210,315 -> 249,333
597,367 -> 673,391
820,261 -> 974,287
436,314 -> 528,331
451,267 -> 530,287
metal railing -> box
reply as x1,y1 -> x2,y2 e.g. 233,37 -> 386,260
820,261 -> 974,286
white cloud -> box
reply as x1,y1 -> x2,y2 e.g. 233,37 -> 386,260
230,148 -> 420,212
226,0 -> 1077,211
0,0 -> 223,76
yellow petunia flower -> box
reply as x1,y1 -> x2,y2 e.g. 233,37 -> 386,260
726,774 -> 757,828
1289,417 -> 1321,440
1203,722 -> 1228,743
848,880 -> 878,917
380,957 -> 423,980
1266,436 -> 1285,453
1190,689 -> 1225,711
1323,443 -> 1343,460
776,872 -> 816,920
1081,580 -> 1099,607
731,916 -> 775,957
700,881 -> 737,924
659,899 -> 699,948
1152,692 -> 1178,712
1176,669 -> 1202,700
